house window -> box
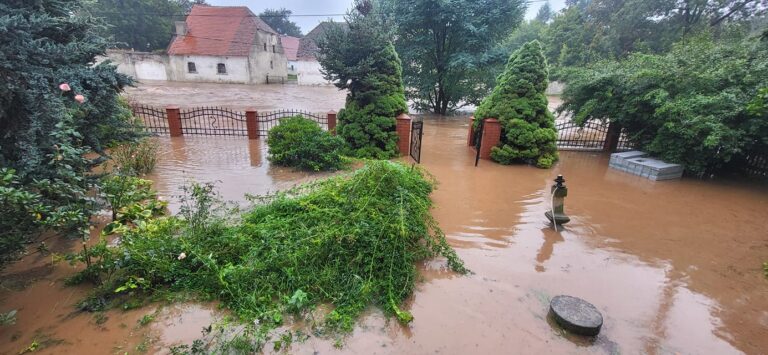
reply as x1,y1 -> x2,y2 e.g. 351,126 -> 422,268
290,64 -> 294,71
217,63 -> 226,74
270,60 -> 273,69
264,43 -> 267,51
272,45 -> 276,53
187,62 -> 196,73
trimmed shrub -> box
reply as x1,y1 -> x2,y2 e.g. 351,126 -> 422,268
317,2 -> 408,159
268,116 -> 346,171
475,40 -> 558,168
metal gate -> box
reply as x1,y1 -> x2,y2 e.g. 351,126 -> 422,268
410,120 -> 424,163
473,119 -> 485,167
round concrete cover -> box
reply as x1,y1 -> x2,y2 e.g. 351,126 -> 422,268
550,295 -> 603,336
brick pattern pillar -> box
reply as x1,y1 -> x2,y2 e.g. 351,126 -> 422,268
396,113 -> 412,157
327,110 -> 337,135
166,105 -> 182,137
480,118 -> 501,159
467,116 -> 475,147
245,108 -> 259,140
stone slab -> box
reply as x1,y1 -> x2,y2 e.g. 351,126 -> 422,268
549,295 -> 603,336
609,152 -> 683,181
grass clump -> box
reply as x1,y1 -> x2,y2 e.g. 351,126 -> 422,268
73,161 -> 466,347
268,116 -> 346,171
112,138 -> 159,175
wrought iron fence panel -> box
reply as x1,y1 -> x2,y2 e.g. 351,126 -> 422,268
131,104 -> 168,135
258,110 -> 328,136
555,120 -> 608,151
179,106 -> 247,136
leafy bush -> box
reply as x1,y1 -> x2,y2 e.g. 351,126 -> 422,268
559,37 -> 768,175
112,138 -> 159,175
475,40 -> 558,168
318,2 -> 409,159
0,169 -> 47,265
74,161 -> 466,348
267,116 -> 346,171
101,175 -> 164,222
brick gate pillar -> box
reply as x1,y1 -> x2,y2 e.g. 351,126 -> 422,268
245,108 -> 259,140
467,116 -> 475,147
396,113 -> 412,157
327,110 -> 337,135
166,105 -> 183,137
480,118 -> 501,159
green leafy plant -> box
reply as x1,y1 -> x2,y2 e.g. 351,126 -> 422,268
77,161 -> 467,346
112,138 -> 159,176
559,36 -> 768,175
475,40 -> 558,168
101,175 -> 159,222
267,116 -> 346,171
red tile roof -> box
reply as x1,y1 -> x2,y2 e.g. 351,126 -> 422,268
280,35 -> 300,61
168,5 -> 276,57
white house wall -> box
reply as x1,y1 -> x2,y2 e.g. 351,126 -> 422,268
296,60 -> 331,86
248,32 -> 288,84
169,55 -> 250,83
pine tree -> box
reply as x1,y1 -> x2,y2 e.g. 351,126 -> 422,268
475,40 -> 558,168
317,0 -> 408,159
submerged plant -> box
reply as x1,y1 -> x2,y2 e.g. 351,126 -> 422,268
112,138 -> 159,176
74,161 -> 466,346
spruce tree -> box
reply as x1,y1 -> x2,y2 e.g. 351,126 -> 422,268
317,0 -> 408,159
0,0 -> 135,266
475,40 -> 558,168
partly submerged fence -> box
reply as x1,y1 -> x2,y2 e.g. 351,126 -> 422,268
467,116 -> 634,156
131,104 -> 334,139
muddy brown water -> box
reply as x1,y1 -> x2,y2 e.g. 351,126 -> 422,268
2,117 -> 767,354
124,81 -> 347,111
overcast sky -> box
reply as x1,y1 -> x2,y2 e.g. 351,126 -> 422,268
207,0 -> 567,34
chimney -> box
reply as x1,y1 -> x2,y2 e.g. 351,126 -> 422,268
174,21 -> 187,36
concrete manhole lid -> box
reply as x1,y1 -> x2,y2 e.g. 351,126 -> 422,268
549,295 -> 603,336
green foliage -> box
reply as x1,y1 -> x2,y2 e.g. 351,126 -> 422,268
101,175 -> 160,222
90,0 -> 185,51
383,0 -> 527,114
259,8 -> 303,37
76,161 -> 466,344
537,0 -> 767,77
0,0 -> 138,266
112,138 -> 159,175
317,1 -> 408,159
476,41 -> 558,168
267,116 -> 346,171
559,37 -> 768,174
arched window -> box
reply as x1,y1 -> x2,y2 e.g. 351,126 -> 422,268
217,63 -> 226,74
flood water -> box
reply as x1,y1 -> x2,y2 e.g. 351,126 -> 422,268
2,117 -> 767,354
